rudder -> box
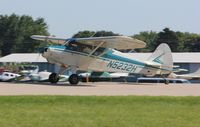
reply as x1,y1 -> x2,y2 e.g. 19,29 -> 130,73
147,43 -> 173,74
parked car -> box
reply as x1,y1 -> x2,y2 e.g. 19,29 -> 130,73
137,77 -> 190,84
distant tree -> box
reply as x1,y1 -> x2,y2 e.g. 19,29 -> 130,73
0,14 -> 49,56
133,28 -> 200,52
133,31 -> 158,52
72,30 -> 95,38
175,31 -> 186,51
183,34 -> 200,52
72,30 -> 120,38
93,30 -> 120,37
154,28 -> 179,52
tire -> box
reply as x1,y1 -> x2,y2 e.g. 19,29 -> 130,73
49,73 -> 59,83
69,74 -> 79,85
164,79 -> 169,85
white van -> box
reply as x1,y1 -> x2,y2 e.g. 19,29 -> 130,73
137,77 -> 190,84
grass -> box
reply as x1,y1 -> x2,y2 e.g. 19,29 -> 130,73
0,96 -> 200,127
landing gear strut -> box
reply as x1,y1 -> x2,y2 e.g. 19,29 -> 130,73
68,74 -> 79,85
49,73 -> 59,83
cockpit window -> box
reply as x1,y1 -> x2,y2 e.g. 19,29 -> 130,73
5,73 -> 9,76
67,42 -> 105,56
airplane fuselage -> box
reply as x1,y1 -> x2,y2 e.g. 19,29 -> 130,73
42,45 -> 170,76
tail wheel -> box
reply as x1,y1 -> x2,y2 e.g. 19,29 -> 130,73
49,73 -> 59,83
69,74 -> 79,85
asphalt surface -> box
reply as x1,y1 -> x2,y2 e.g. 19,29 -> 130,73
0,82 -> 200,96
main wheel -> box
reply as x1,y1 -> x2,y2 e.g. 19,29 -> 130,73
49,73 -> 59,83
164,79 -> 169,85
69,74 -> 79,85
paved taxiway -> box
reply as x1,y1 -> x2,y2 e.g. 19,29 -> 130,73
0,82 -> 200,96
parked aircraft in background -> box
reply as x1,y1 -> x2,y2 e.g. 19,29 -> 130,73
20,65 -> 39,75
169,68 -> 200,79
0,71 -> 20,82
20,70 -> 50,82
172,65 -> 188,73
20,69 -> 69,82
31,35 -> 173,85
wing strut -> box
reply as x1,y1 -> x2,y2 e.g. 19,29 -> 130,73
88,41 -> 105,57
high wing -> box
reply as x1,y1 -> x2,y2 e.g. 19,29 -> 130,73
31,35 -> 146,50
74,36 -> 146,49
31,35 -> 67,45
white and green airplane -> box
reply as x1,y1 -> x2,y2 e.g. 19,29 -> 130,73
31,35 -> 173,85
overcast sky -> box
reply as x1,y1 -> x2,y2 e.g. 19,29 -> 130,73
0,0 -> 199,37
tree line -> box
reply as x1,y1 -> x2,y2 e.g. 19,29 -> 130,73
133,28 -> 200,52
0,14 -> 49,56
0,14 -> 200,56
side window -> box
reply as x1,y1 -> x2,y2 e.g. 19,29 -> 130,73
93,47 -> 105,56
5,73 -> 9,76
68,43 -> 78,51
176,80 -> 182,83
82,45 -> 93,54
68,42 -> 106,56
68,42 -> 92,54
159,80 -> 165,83
138,79 -> 157,83
150,80 -> 158,83
66,41 -> 106,57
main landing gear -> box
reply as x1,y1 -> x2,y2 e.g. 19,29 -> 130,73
68,74 -> 79,85
161,74 -> 169,85
49,73 -> 80,85
49,73 -> 59,83
49,66 -> 79,85
164,78 -> 169,85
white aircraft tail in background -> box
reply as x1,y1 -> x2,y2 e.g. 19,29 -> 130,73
169,67 -> 200,79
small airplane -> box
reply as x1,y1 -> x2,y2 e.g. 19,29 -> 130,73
31,35 -> 173,85
19,70 -> 51,82
172,65 -> 188,73
19,67 -> 69,82
0,71 -> 21,82
169,67 -> 200,80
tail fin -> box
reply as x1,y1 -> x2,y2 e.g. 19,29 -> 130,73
146,43 -> 173,74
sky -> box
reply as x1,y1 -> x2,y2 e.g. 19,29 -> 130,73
0,0 -> 200,37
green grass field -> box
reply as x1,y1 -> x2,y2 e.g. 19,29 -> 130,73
0,96 -> 200,127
